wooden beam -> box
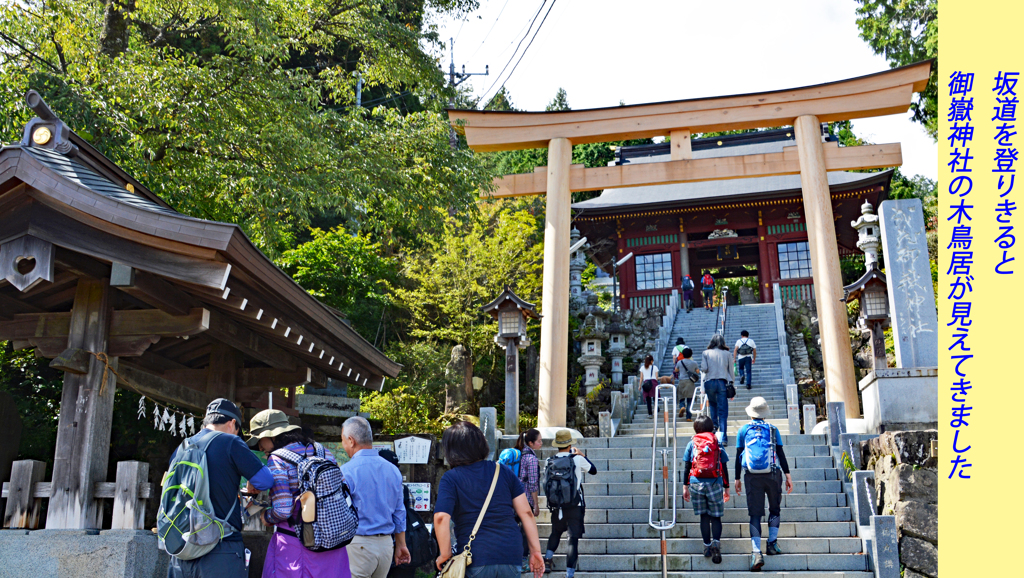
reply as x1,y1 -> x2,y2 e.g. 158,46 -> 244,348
237,367 -> 324,390
115,271 -> 195,316
206,342 -> 239,401
205,310 -> 299,372
449,62 -> 931,151
485,142 -> 902,198
117,362 -> 208,412
2,480 -> 153,500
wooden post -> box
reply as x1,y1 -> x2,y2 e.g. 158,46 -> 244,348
793,115 -> 859,418
207,342 -> 240,403
3,460 -> 45,529
870,321 -> 888,370
111,461 -> 149,530
669,130 -> 692,160
505,338 -> 519,436
47,278 -> 117,529
538,137 -> 572,428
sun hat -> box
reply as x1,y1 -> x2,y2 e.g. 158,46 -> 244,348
246,409 -> 301,447
552,429 -> 574,449
745,396 -> 771,419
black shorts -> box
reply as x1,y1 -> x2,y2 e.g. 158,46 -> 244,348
550,504 -> 585,538
744,469 -> 783,518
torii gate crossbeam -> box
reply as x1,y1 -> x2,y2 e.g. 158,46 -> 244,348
449,61 -> 933,427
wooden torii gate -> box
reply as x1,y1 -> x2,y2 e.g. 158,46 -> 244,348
449,61 -> 932,427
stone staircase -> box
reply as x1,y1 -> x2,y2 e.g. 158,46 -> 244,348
527,426 -> 868,577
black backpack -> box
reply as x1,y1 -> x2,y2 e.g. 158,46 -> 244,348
544,455 -> 580,510
396,487 -> 437,569
682,277 -> 694,291
738,339 -> 754,356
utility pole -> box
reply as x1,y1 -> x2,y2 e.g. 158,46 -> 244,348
445,37 -> 487,149
355,72 -> 363,107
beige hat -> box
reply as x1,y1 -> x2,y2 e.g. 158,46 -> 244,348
246,409 -> 300,447
745,396 -> 771,419
552,429 -> 574,448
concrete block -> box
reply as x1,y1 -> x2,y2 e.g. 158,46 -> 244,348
786,384 -> 799,405
815,507 -> 852,522
859,369 -> 938,434
830,537 -> 865,553
635,554 -> 689,571
576,555 -> 634,571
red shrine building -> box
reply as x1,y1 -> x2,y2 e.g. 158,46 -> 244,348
572,128 -> 893,310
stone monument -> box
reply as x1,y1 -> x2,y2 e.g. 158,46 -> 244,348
858,198 -> 939,433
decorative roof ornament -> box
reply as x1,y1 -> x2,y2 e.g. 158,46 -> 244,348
20,90 -> 79,157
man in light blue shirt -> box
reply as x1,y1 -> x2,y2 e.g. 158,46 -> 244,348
341,416 -> 410,578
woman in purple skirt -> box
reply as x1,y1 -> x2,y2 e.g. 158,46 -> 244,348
248,409 -> 350,577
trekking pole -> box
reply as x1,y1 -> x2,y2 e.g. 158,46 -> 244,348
648,383 -> 677,578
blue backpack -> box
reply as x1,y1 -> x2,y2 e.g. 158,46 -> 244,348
741,421 -> 777,474
497,448 -> 522,477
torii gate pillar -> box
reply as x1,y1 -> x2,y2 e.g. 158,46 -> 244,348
794,115 -> 859,418
537,138 -> 572,428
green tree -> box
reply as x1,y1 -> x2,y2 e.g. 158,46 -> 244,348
854,0 -> 938,140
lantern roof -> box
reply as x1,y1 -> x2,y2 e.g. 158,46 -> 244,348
481,285 -> 541,319
843,263 -> 887,302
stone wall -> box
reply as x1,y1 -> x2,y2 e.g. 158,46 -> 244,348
616,305 -> 663,368
862,431 -> 938,578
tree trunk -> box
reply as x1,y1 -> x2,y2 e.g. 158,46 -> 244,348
444,344 -> 470,414
99,0 -> 132,57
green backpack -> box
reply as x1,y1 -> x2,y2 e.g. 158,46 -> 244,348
157,431 -> 239,560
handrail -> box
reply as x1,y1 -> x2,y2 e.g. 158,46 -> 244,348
648,383 -> 678,578
690,371 -> 709,417
715,286 -> 729,336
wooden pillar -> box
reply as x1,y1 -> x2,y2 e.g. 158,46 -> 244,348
757,213 -> 771,303
111,461 -> 148,530
3,460 -> 45,529
207,342 -> 240,403
504,338 -> 519,436
670,130 -> 692,160
47,278 -> 117,529
793,115 -> 858,418
538,137 -> 572,428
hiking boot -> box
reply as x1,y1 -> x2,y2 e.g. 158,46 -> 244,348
750,552 -> 764,572
703,544 -> 713,557
766,541 -> 783,556
543,558 -> 553,574
746,384 -> 752,390
739,377 -> 744,385
711,545 -> 722,564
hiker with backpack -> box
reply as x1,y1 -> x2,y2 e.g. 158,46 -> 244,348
733,397 -> 793,572
161,399 -> 274,578
639,354 -> 660,416
340,416 -> 411,578
734,330 -> 757,390
247,409 -> 356,577
434,421 -> 545,578
681,274 -> 695,312
674,347 -> 700,421
542,430 -> 598,578
682,415 -> 731,565
499,429 -> 543,573
701,270 -> 715,311
700,334 -> 735,444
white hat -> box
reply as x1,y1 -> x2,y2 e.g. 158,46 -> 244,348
745,396 -> 771,419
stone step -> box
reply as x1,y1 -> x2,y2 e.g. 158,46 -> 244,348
532,445 -> 829,460
559,493 -> 847,510
535,521 -> 858,539
581,480 -> 843,496
533,553 -> 867,572
578,458 -> 836,473
532,572 -> 871,578
537,467 -> 839,485
566,435 -> 826,448
535,507 -> 851,524
537,537 -> 862,556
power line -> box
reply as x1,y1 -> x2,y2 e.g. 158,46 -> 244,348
477,0 -> 547,106
466,0 -> 511,65
493,0 -> 557,100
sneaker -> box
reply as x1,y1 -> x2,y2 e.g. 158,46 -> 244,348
747,384 -> 752,390
544,558 -> 553,574
703,544 -> 713,558
750,552 -> 764,572
711,545 -> 722,564
766,541 -> 782,556
739,377 -> 745,385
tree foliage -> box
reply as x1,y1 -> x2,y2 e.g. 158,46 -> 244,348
854,0 -> 938,140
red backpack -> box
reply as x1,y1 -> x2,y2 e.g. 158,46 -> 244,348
701,274 -> 714,288
691,433 -> 722,479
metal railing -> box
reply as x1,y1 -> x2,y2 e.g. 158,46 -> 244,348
647,383 -> 678,578
714,286 -> 729,336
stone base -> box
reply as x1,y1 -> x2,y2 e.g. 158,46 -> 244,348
0,529 -> 169,578
859,368 -> 938,434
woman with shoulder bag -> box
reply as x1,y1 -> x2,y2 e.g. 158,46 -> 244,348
434,421 -> 545,578
639,354 -> 659,416
247,409 -> 350,578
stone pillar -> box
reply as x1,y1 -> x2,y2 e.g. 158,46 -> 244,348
803,404 -> 816,434
47,279 -> 117,529
569,228 -> 586,313
826,401 -> 847,448
794,115 -> 859,418
504,338 -> 519,436
538,138 -> 572,428
479,407 -> 498,460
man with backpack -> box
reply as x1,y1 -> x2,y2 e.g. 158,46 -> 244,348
542,430 -> 597,578
701,270 -> 715,311
681,274 -> 695,312
733,330 -> 757,389
341,416 -> 411,578
161,398 -> 274,578
733,397 -> 793,572
682,415 -> 731,564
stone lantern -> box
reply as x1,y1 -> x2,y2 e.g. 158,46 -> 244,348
482,286 -> 541,435
851,200 -> 881,268
844,266 -> 889,370
606,313 -> 629,387
569,228 -> 588,314
576,293 -> 610,393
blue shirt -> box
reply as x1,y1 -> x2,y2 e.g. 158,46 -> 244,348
170,429 -> 272,541
435,460 -> 526,567
340,448 -> 406,535
682,440 -> 729,486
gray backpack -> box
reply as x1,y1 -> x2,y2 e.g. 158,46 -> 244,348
738,339 -> 754,356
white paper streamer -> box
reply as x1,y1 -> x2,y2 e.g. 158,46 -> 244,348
137,396 -> 146,420
168,412 -> 177,436
180,416 -> 188,437
188,416 -> 196,435
153,405 -> 161,429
